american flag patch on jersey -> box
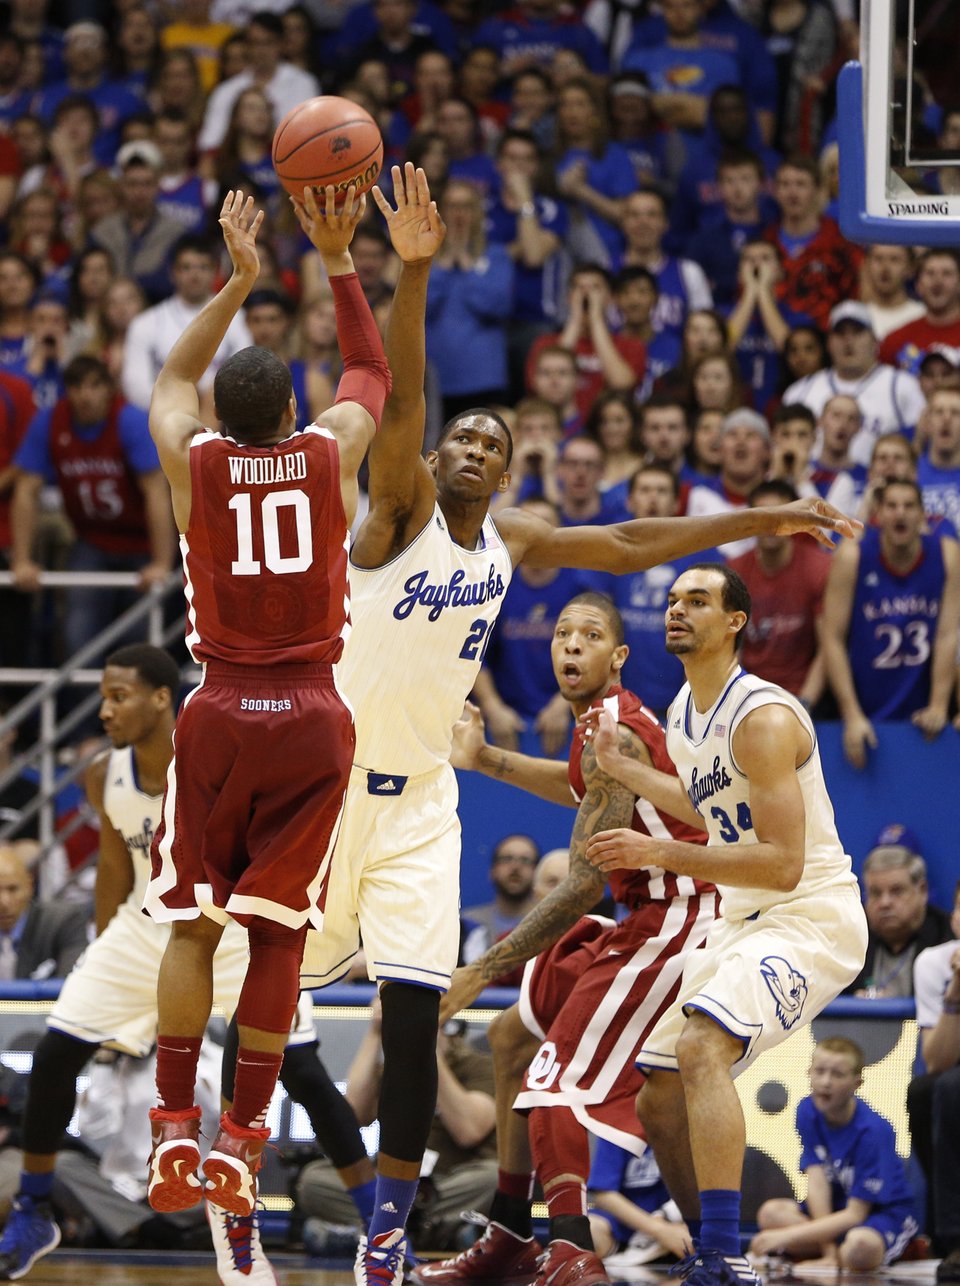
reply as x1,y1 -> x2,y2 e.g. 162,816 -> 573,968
714,724 -> 726,737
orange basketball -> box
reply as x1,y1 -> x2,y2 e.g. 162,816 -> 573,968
272,96 -> 384,202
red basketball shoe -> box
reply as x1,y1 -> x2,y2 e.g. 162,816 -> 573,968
147,1105 -> 203,1212
533,1240 -> 611,1286
202,1114 -> 270,1216
414,1219 -> 543,1284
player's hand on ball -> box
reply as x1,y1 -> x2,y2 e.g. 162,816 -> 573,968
586,828 -> 656,873
219,190 -> 265,280
451,701 -> 486,771
371,162 -> 446,263
440,964 -> 485,1023
291,183 -> 367,256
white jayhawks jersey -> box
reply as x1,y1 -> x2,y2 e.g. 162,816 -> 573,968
102,746 -> 161,910
666,669 -> 857,920
338,503 -> 513,776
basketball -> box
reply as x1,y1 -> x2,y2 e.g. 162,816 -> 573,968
272,96 -> 384,202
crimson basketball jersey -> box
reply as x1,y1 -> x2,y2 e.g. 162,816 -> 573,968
569,685 -> 712,908
50,395 -> 149,555
181,426 -> 349,666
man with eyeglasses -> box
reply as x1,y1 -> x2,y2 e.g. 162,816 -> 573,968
462,833 -> 541,961
557,437 -> 630,526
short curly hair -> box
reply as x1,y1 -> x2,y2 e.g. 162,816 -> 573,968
213,346 -> 293,444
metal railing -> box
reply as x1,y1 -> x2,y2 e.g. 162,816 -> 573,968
0,570 -> 186,865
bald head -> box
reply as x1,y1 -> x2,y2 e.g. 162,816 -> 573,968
0,845 -> 34,934
533,849 -> 570,899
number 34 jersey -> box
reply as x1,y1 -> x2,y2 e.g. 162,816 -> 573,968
339,503 -> 514,777
666,669 -> 858,921
182,427 -> 350,666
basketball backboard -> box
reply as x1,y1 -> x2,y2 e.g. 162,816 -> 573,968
838,0 -> 960,244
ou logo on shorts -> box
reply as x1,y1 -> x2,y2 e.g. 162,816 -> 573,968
526,1041 -> 563,1090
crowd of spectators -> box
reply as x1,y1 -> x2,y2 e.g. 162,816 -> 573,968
0,0 -> 953,768
0,0 -> 958,1269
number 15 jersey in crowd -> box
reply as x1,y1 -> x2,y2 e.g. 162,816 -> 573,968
181,427 -> 350,666
338,503 -> 513,777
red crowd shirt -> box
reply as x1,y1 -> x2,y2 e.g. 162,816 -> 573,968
728,537 -> 832,695
526,331 -> 647,421
0,371 -> 36,549
880,316 -> 960,370
50,395 -> 150,556
765,216 -> 862,333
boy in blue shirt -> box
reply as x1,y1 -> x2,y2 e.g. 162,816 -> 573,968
749,1037 -> 918,1271
588,1137 -> 691,1265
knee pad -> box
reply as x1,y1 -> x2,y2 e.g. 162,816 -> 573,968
528,1105 -> 590,1189
380,982 -> 440,1055
22,1031 -> 97,1156
280,1043 -> 367,1170
377,983 -> 440,1163
236,920 -> 308,1035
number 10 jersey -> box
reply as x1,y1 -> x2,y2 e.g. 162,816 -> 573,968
181,426 -> 350,666
339,503 -> 514,777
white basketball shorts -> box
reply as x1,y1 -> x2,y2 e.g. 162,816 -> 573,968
636,886 -> 868,1074
48,905 -> 251,1057
300,761 -> 462,992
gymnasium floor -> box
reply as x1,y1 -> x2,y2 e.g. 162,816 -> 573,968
11,1250 -> 942,1284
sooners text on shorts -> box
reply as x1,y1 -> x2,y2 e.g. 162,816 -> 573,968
145,663 -> 354,929
181,427 -> 349,666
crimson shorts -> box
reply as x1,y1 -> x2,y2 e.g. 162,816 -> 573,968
145,662 -> 354,930
514,892 -> 718,1156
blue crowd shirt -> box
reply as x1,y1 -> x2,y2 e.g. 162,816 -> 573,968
557,143 -> 636,265
848,527 -> 946,720
157,175 -> 208,234
474,10 -> 609,75
15,402 -> 159,483
621,45 -> 741,149
917,456 -> 960,536
485,191 -> 569,324
623,0 -> 777,115
32,77 -> 143,167
797,1095 -> 916,1220
686,214 -> 767,307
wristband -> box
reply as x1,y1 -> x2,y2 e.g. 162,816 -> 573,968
519,202 -> 536,218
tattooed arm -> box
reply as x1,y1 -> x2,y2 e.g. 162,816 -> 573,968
580,706 -> 705,830
440,730 -> 650,1021
452,700 -> 575,806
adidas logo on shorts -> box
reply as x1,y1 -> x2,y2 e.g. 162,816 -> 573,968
376,779 -> 396,792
